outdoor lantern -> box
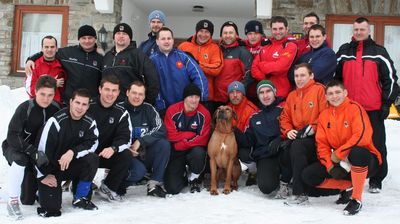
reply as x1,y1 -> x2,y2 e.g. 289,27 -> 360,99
98,24 -> 108,50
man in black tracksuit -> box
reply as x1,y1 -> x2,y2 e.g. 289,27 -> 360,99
2,76 -> 60,219
102,23 -> 159,105
26,25 -> 103,103
36,89 -> 99,217
88,75 -> 132,201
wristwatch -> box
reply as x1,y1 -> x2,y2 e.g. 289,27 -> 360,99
111,146 -> 118,152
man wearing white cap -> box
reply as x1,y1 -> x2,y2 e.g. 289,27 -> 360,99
139,10 -> 166,56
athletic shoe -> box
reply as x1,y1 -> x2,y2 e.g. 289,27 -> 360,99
284,194 -> 309,205
336,188 -> 353,204
274,181 -> 291,199
368,183 -> 381,194
72,197 -> 98,210
37,207 -> 61,217
189,178 -> 201,193
98,181 -> 119,201
147,185 -> 167,198
343,199 -> 362,215
245,173 -> 257,186
7,200 -> 23,220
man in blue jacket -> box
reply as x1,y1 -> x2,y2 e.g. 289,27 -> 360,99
139,10 -> 166,57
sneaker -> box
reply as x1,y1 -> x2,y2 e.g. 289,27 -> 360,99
7,200 -> 23,220
274,181 -> 291,199
98,181 -> 119,201
343,199 -> 362,215
72,197 -> 98,210
368,183 -> 381,194
189,178 -> 201,193
245,173 -> 257,186
284,194 -> 309,205
147,185 -> 167,198
37,207 -> 61,217
336,188 -> 353,204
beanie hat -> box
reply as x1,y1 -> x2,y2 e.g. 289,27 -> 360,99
227,81 -> 245,95
113,23 -> 133,40
257,80 -> 276,95
78,25 -> 97,40
196,19 -> 214,36
244,20 -> 264,35
183,83 -> 201,99
148,10 -> 166,24
220,21 -> 239,36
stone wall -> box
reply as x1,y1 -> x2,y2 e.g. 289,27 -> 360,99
0,0 -> 122,88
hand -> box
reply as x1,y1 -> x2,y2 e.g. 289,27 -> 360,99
58,150 -> 74,171
328,164 -> 348,180
268,136 -> 282,156
331,152 -> 341,163
287,130 -> 298,140
129,140 -> 140,157
41,174 -> 57,187
56,76 -> 64,87
296,125 -> 315,139
99,147 -> 115,159
380,104 -> 390,120
35,151 -> 49,167
25,60 -> 35,75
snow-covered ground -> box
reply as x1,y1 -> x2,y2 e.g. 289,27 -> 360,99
0,87 -> 399,224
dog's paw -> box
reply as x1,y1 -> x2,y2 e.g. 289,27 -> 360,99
210,189 -> 219,195
223,188 -> 232,194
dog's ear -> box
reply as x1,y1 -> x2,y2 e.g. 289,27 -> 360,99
232,109 -> 238,121
212,108 -> 219,125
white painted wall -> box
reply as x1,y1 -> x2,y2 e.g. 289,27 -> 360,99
121,1 -> 147,44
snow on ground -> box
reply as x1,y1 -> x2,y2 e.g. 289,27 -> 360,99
0,87 -> 399,224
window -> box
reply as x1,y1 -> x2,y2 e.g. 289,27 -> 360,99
326,15 -> 400,78
12,5 -> 69,74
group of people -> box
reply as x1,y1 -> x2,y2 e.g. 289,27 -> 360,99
2,9 -> 398,219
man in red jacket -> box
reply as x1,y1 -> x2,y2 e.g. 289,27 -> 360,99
164,84 -> 211,194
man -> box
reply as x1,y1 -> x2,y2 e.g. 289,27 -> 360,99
164,84 -> 211,194
36,89 -> 99,217
150,27 -> 208,114
139,10 -> 166,56
178,19 -> 224,113
123,81 -> 170,198
88,75 -> 132,201
234,80 -> 283,195
335,17 -> 399,193
103,23 -> 159,104
26,25 -> 103,103
302,80 -> 382,215
215,21 -> 253,104
294,24 -> 336,85
25,36 -> 66,104
251,16 -> 297,99
2,76 -> 60,220
227,81 -> 258,186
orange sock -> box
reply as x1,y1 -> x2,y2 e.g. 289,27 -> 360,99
317,178 -> 352,190
351,166 -> 368,201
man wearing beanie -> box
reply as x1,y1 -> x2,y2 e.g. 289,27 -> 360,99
234,80 -> 283,195
139,10 -> 166,56
178,19 -> 223,114
164,83 -> 211,194
251,16 -> 297,99
215,21 -> 253,105
25,24 -> 103,104
150,27 -> 208,115
103,22 -> 159,105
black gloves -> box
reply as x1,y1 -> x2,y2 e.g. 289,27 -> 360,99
25,145 -> 49,167
296,125 -> 315,139
268,136 -> 282,156
328,164 -> 348,180
380,104 -> 390,120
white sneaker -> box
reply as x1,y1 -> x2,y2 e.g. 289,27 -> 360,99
7,200 -> 23,220
274,181 -> 291,199
284,194 -> 309,205
98,181 -> 119,202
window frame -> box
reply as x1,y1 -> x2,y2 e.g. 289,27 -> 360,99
11,5 -> 69,75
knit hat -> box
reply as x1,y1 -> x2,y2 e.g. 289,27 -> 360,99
183,83 -> 201,99
148,10 -> 166,24
78,25 -> 97,40
244,20 -> 264,35
256,80 -> 276,95
196,19 -> 214,36
220,21 -> 239,36
227,81 -> 245,95
113,23 -> 133,40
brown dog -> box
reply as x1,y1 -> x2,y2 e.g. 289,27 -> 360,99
208,105 -> 242,195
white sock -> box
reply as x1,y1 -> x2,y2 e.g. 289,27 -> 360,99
242,162 -> 257,174
8,162 -> 25,199
188,173 -> 200,182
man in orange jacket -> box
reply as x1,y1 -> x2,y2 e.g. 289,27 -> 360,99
302,80 -> 382,215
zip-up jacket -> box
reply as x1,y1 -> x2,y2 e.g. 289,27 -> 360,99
228,96 -> 258,132
316,97 -> 382,171
295,36 -> 332,62
124,100 -> 167,147
215,39 -> 253,103
150,48 -> 208,110
280,80 -> 327,137
103,42 -> 160,104
335,36 -> 398,111
164,101 -> 211,151
251,36 -> 297,98
88,98 -> 132,154
37,107 -> 99,176
139,32 -> 158,57
178,35 -> 224,101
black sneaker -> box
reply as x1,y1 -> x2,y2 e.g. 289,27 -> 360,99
72,197 -> 98,210
343,199 -> 362,215
245,173 -> 257,186
336,188 -> 352,204
147,185 -> 167,198
37,207 -> 61,217
189,179 -> 201,193
368,182 -> 381,193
